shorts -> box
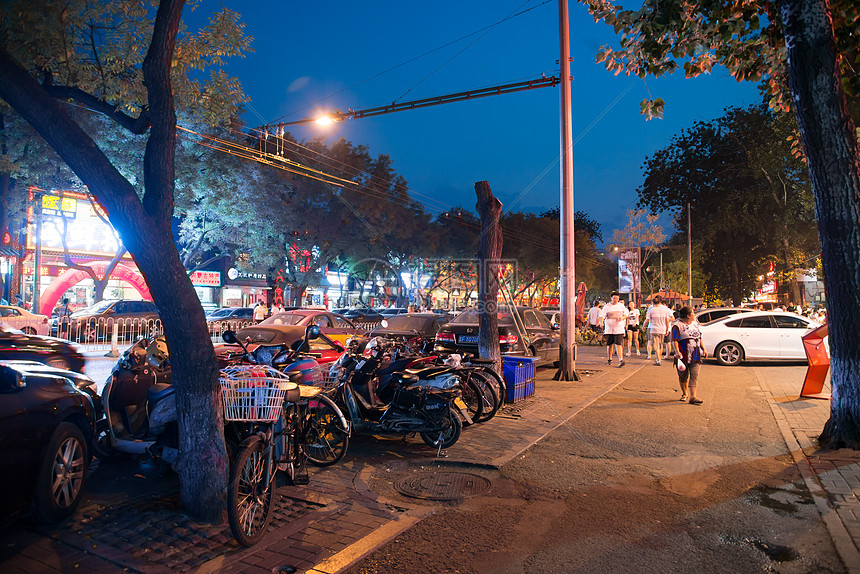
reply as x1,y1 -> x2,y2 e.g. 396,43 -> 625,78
604,333 -> 624,346
589,324 -> 600,333
647,330 -> 664,342
627,325 -> 639,332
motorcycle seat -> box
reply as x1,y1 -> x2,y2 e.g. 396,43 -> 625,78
393,372 -> 421,386
147,383 -> 174,402
467,357 -> 496,365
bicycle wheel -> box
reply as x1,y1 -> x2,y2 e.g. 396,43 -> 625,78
421,406 -> 462,449
305,394 -> 350,467
466,370 -> 501,423
227,438 -> 276,547
460,376 -> 484,424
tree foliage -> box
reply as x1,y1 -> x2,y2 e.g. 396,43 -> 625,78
637,105 -> 819,304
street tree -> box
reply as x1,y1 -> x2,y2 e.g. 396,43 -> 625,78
637,105 -> 819,305
608,209 -> 665,302
0,0 -> 252,519
581,0 -> 860,447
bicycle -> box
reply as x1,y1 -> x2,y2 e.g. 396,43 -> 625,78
221,365 -> 320,546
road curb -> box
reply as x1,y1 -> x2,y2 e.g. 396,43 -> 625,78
753,367 -> 860,574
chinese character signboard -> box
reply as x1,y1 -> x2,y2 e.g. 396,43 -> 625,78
41,194 -> 78,218
190,271 -> 221,287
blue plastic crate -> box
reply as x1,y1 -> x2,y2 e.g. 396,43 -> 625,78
503,356 -> 536,402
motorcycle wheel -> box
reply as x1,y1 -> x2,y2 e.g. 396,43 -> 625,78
92,429 -> 121,461
227,438 -> 276,547
420,406 -> 462,449
305,395 -> 350,467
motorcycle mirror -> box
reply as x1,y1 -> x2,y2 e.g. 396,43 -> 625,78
306,324 -> 321,340
222,330 -> 238,344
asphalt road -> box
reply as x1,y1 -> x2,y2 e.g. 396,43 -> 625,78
345,363 -> 844,574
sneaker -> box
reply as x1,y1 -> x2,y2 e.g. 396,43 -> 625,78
655,359 -> 661,365
626,352 -> 631,357
607,359 -> 612,365
636,352 -> 641,357
618,360 -> 625,367
646,355 -> 652,360
679,395 -> 687,401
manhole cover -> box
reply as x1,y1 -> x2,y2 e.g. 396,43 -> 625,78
394,471 -> 492,501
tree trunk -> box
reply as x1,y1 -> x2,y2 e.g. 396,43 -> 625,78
730,259 -> 742,306
0,0 -> 228,521
475,181 -> 503,375
780,0 -> 860,447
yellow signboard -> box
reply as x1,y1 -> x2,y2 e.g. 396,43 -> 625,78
41,194 -> 78,218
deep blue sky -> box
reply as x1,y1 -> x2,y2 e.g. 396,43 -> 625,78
205,1 -> 761,242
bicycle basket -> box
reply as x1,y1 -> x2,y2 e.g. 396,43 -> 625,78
220,365 -> 296,422
307,364 -> 340,391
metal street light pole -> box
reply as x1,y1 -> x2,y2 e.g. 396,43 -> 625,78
556,0 -> 578,381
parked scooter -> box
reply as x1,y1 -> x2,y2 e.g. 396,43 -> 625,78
327,336 -> 468,450
93,335 -> 178,463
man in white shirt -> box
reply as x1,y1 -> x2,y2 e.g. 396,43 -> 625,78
643,295 -> 674,365
599,292 -> 629,367
587,301 -> 602,334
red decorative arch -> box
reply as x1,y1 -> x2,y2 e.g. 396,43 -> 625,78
40,261 -> 152,315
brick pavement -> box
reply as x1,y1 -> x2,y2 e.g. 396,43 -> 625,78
6,347 -> 860,573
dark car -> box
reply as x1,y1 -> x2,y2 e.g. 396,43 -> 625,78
342,307 -> 383,322
57,299 -> 161,342
434,306 -> 560,366
206,307 -> 254,326
0,324 -> 86,373
0,361 -> 98,526
379,307 -> 408,317
376,313 -> 450,352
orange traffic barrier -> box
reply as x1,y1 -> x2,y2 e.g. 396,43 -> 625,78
800,323 -> 830,399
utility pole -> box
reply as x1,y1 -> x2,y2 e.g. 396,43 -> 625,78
555,0 -> 578,381
687,203 -> 692,298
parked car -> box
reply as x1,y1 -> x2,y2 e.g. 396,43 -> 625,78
342,307 -> 383,322
52,299 -> 160,342
206,306 -> 254,325
0,305 -> 50,335
0,361 -> 98,526
542,310 -> 561,329
258,309 -> 359,345
699,311 -> 821,366
434,306 -> 560,366
0,324 -> 86,373
379,307 -> 408,317
695,306 -> 754,325
226,324 -> 345,365
376,313 -> 450,352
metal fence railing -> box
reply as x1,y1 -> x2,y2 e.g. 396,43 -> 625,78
56,318 -> 164,354
207,320 -> 255,343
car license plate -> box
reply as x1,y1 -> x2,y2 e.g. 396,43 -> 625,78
458,335 -> 479,344
454,397 -> 467,410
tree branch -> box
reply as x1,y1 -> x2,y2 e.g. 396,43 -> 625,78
42,84 -> 150,134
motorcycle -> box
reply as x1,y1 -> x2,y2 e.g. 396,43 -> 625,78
327,336 -> 469,450
93,335 -> 179,463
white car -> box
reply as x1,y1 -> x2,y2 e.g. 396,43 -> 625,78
699,311 -> 822,366
0,305 -> 49,335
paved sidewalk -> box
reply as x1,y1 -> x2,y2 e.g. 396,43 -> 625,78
4,347 -> 860,573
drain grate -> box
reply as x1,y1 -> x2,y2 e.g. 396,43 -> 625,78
394,471 -> 492,501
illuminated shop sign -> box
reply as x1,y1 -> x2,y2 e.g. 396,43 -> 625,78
226,267 -> 268,281
41,194 -> 78,218
190,270 -> 221,287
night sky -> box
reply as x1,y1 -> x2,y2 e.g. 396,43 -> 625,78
200,1 -> 762,242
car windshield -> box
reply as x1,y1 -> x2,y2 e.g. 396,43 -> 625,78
450,308 -> 515,325
208,308 -> 231,319
73,299 -> 115,316
259,313 -> 304,326
381,315 -> 431,332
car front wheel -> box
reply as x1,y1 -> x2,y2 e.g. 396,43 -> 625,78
715,341 -> 744,366
34,422 -> 89,523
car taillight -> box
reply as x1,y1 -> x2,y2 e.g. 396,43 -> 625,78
436,332 -> 455,343
500,334 -> 518,345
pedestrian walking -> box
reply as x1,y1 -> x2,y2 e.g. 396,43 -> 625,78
625,300 -> 641,357
672,306 -> 706,404
642,295 -> 673,365
587,301 -> 602,335
271,301 -> 285,316
253,301 -> 268,323
58,297 -> 72,337
599,292 -> 628,367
